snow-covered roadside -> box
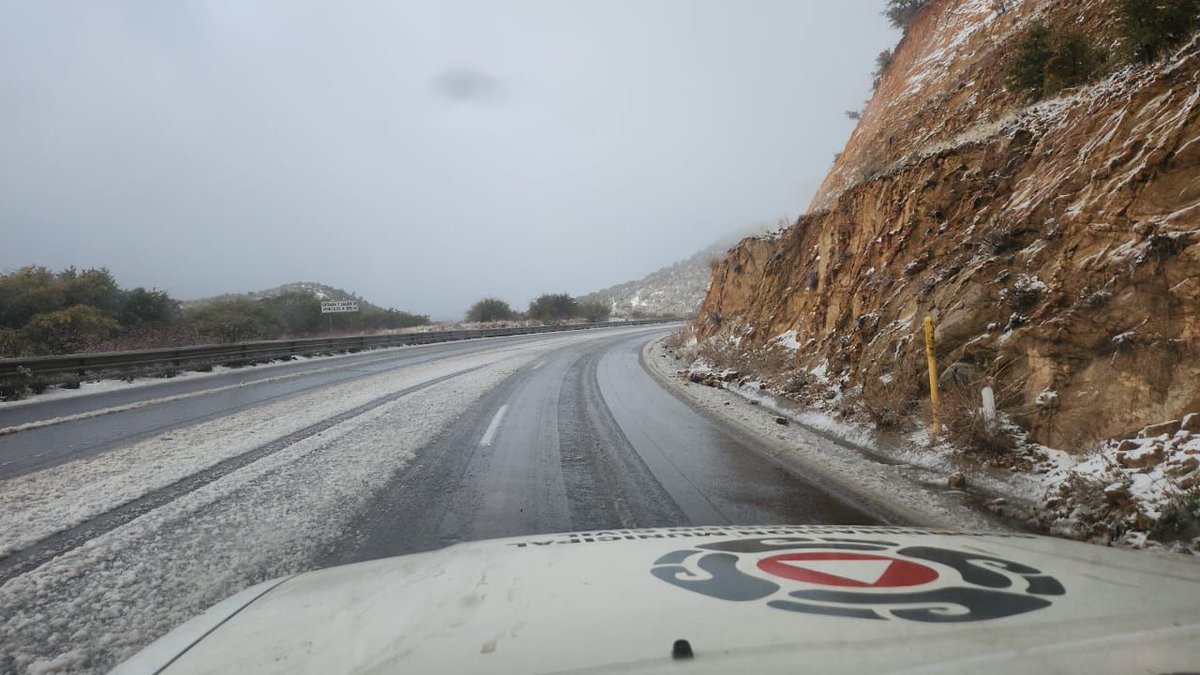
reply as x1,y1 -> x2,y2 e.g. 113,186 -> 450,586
0,350 -> 534,674
1037,418 -> 1200,550
0,334 -> 596,558
723,380 -> 1080,532
643,338 -> 1003,532
661,335 -> 1200,555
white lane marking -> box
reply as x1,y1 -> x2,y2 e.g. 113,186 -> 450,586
479,404 -> 509,446
531,360 -> 544,370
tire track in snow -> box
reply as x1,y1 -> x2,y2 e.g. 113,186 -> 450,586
0,366 -> 482,587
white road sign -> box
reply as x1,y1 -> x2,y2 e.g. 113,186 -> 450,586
320,301 -> 359,314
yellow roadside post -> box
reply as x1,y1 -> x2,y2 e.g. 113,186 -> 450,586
924,316 -> 942,437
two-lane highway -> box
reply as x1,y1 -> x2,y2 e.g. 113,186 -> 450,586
325,329 -> 874,564
0,325 -> 882,673
0,330 -> 644,479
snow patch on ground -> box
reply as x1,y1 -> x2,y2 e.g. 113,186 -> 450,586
773,330 -> 802,351
0,327 -> 674,672
0,336 -> 593,558
1037,417 -> 1200,551
666,326 -> 1200,556
0,354 -> 534,673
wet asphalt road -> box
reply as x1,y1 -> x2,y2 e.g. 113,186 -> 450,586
2,325 -> 880,580
1,325 -> 886,670
0,331 -> 614,479
324,329 -> 877,565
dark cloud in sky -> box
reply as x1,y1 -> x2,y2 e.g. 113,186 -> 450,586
0,1 -> 897,319
432,68 -> 502,104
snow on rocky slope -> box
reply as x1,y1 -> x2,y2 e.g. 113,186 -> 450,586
687,0 -> 1200,551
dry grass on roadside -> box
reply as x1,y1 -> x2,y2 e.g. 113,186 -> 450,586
940,361 -> 1025,456
695,339 -> 741,372
744,345 -> 796,383
664,328 -> 690,352
855,354 -> 925,431
1151,484 -> 1200,543
940,383 -> 1015,455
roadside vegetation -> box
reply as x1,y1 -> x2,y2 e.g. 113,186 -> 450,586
182,291 -> 427,344
465,298 -> 517,322
861,0 -> 1199,110
1,266 -> 627,360
883,0 -> 929,30
1008,23 -> 1104,100
1006,0 -> 1197,100
1118,0 -> 1200,63
463,294 -> 613,325
0,266 -> 428,357
525,293 -> 611,324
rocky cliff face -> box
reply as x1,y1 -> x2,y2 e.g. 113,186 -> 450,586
696,0 -> 1199,449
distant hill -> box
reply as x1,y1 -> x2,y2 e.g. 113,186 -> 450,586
579,228 -> 762,319
179,280 -> 427,341
184,281 -> 386,311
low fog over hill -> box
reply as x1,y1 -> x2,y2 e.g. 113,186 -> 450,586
579,227 -> 764,318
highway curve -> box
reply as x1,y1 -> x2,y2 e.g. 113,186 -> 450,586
323,328 -> 876,564
0,325 -> 881,673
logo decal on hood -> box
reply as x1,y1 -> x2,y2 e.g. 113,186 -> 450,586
650,537 -> 1064,622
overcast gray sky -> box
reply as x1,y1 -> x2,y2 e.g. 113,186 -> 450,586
1,1 -> 896,319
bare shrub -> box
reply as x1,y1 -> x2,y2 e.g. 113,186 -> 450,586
1151,484 -> 1200,541
1145,232 -> 1189,261
872,48 -> 894,91
982,229 -> 1020,255
695,339 -> 739,372
0,381 -> 29,401
1082,289 -> 1112,308
783,374 -> 811,394
939,359 -> 1026,455
746,346 -> 794,382
664,328 -> 689,352
665,326 -> 704,364
884,0 -> 930,30
941,383 -> 1016,455
859,355 -> 925,430
856,153 -> 888,183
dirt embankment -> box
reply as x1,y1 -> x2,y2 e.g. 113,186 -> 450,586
696,0 -> 1200,450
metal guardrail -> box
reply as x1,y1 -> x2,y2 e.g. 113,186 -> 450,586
0,319 -> 680,381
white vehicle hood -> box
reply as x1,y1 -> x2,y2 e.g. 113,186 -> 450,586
113,525 -> 1200,674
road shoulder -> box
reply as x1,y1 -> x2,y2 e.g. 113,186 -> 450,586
640,336 -> 1009,532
